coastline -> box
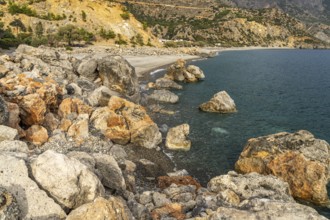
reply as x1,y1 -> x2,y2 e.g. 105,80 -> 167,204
125,46 -> 294,77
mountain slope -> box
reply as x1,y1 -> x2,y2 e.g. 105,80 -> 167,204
124,0 -> 327,48
0,0 -> 159,47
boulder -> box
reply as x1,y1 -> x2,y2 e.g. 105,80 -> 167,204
0,187 -> 20,220
93,153 -> 126,192
67,197 -> 133,220
66,83 -> 82,96
108,96 -> 162,149
96,55 -> 140,100
90,107 -> 130,145
154,77 -> 182,90
149,90 -> 179,104
153,192 -> 171,207
0,154 -> 66,219
31,150 -> 105,209
0,125 -> 17,141
235,130 -> 330,205
58,98 -> 93,119
19,94 -> 46,125
77,59 -> 98,82
25,125 -> 48,145
43,112 -> 60,131
67,114 -> 89,144
165,59 -> 187,82
199,91 -> 237,113
165,124 -> 191,151
88,86 -> 113,107
186,65 -> 205,80
6,102 -> 24,137
151,203 -> 185,220
0,140 -> 29,153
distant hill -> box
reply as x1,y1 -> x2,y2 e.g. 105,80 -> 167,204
123,0 -> 329,48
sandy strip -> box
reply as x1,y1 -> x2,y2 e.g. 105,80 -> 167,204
124,54 -> 200,77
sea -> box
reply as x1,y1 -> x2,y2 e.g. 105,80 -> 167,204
145,49 -> 330,217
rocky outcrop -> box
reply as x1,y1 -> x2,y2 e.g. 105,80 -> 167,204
165,124 -> 191,151
67,197 -> 133,220
0,187 -> 20,220
235,130 -> 330,205
31,150 -> 105,209
199,91 -> 237,113
0,154 -> 66,219
148,89 -> 179,104
165,59 -> 205,82
92,96 -> 162,149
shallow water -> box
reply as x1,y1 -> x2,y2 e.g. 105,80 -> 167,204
146,49 -> 330,217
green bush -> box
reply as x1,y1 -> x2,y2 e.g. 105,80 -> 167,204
120,12 -> 130,20
8,2 -> 38,17
115,34 -> 127,45
99,28 -> 116,39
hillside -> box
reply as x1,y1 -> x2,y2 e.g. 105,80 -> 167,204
123,0 -> 329,48
219,0 -> 330,43
0,0 -> 160,48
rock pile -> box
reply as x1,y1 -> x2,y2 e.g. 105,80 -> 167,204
0,45 -> 327,220
165,59 -> 205,82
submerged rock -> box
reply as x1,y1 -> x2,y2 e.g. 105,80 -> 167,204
166,124 -> 191,151
199,91 -> 237,113
149,89 -> 179,104
235,130 -> 330,205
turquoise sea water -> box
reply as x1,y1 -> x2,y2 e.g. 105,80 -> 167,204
147,49 -> 330,216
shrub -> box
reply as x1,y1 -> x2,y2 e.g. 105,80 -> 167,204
120,12 -> 130,20
99,28 -> 116,39
81,10 -> 87,22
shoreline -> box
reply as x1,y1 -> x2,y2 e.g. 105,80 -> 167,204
125,46 -> 294,77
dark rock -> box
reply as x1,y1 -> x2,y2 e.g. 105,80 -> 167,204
0,187 -> 20,220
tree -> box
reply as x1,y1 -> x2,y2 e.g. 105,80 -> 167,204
56,24 -> 94,46
9,19 -> 26,34
35,21 -> 43,37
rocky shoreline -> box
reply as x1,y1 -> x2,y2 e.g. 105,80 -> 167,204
0,45 -> 329,219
